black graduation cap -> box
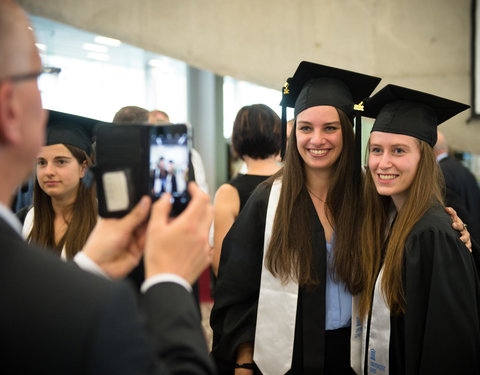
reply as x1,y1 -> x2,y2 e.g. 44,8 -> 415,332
364,84 -> 470,147
279,61 -> 381,177
46,110 -> 101,155
281,61 -> 381,119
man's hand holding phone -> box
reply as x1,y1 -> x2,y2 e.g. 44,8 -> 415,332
81,182 -> 212,284
82,196 -> 151,279
144,182 -> 213,285
95,123 -> 192,218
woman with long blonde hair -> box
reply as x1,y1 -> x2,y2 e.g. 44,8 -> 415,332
352,85 -> 480,374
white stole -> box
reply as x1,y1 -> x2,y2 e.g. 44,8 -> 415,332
22,207 -> 34,240
350,294 -> 365,374
253,179 -> 299,375
351,267 -> 391,374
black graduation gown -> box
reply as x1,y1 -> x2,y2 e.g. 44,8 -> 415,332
210,181 -> 353,375
210,174 -> 270,296
472,238 -> 480,275
367,204 -> 480,375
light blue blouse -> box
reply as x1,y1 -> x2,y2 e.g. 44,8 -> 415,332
325,236 -> 352,330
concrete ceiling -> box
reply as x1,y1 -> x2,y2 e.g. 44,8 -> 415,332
17,0 -> 480,155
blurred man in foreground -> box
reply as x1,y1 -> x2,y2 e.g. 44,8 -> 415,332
0,1 -> 215,373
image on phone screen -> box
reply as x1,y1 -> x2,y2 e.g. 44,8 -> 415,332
149,125 -> 189,206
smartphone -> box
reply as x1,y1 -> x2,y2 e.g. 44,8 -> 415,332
149,124 -> 191,216
94,123 -> 191,218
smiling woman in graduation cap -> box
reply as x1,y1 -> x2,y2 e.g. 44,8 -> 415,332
351,85 -> 480,374
210,61 -> 381,375
22,110 -> 99,260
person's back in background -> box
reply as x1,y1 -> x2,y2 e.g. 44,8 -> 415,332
434,130 -> 480,243
211,104 -> 282,277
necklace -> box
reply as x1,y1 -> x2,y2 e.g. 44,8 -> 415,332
307,189 -> 327,203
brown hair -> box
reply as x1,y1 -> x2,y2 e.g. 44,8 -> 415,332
113,106 -> 149,124
265,108 -> 364,293
358,139 -> 444,317
28,144 -> 98,259
231,104 -> 281,160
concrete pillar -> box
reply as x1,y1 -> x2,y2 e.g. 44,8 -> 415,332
187,66 -> 227,196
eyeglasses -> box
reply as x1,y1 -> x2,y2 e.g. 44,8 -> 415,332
1,66 -> 61,84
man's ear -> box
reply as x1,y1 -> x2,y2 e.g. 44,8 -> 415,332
0,81 -> 22,145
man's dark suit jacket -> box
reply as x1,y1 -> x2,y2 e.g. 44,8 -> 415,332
0,217 -> 215,374
439,156 -> 480,243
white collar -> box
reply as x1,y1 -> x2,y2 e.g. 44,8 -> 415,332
0,202 -> 23,236
436,152 -> 448,162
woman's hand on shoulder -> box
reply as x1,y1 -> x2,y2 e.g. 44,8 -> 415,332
445,206 -> 472,252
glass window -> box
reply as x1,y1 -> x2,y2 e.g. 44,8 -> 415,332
223,76 -> 294,139
30,15 -> 187,122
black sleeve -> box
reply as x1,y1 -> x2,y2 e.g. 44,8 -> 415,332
143,282 -> 215,375
401,226 -> 480,374
210,182 -> 271,373
472,237 -> 480,276
89,281 -> 215,375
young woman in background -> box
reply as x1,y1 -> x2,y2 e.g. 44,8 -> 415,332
22,111 -> 98,260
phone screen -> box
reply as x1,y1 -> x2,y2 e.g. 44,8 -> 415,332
149,125 -> 190,213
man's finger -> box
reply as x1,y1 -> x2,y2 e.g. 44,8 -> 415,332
176,183 -> 207,219
121,196 -> 151,230
149,193 -> 172,228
